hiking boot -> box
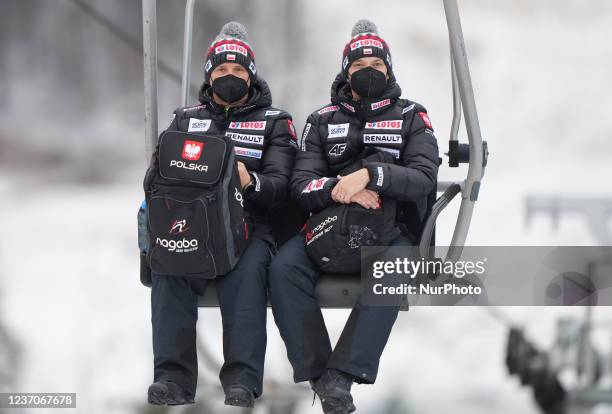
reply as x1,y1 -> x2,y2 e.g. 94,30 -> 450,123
311,369 -> 356,413
147,381 -> 194,405
224,384 -> 255,408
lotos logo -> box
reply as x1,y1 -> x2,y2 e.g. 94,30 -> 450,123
156,237 -> 199,253
350,38 -> 383,51
169,219 -> 189,235
229,121 -> 266,130
365,120 -> 403,130
302,177 -> 330,193
182,140 -> 204,160
215,43 -> 247,56
371,99 -> 391,110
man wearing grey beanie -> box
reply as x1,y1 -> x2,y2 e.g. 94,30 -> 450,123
146,22 -> 297,408
268,19 -> 439,414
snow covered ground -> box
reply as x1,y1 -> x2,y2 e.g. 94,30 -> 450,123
1,0 -> 611,413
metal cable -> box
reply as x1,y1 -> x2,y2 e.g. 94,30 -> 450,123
68,0 -> 198,94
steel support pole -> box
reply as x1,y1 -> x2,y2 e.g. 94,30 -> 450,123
443,0 -> 485,260
142,0 -> 158,158
181,0 -> 196,107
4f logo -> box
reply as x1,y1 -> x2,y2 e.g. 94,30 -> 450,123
169,219 -> 189,235
329,143 -> 346,157
182,140 -> 204,161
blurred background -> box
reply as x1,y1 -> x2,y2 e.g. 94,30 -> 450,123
0,0 -> 611,413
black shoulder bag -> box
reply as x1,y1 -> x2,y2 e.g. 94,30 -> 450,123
303,151 -> 400,274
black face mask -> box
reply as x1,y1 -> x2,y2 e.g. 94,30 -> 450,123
211,74 -> 249,103
349,67 -> 388,99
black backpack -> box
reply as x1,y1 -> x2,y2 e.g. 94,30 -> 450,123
303,152 -> 401,274
143,130 -> 250,279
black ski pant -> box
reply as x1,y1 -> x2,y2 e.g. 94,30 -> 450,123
268,234 -> 413,384
151,238 -> 271,397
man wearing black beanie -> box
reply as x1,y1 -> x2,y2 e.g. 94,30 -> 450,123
146,22 -> 297,408
268,19 -> 439,414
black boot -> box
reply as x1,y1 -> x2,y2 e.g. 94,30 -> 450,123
311,369 -> 356,414
147,381 -> 195,405
224,384 -> 255,408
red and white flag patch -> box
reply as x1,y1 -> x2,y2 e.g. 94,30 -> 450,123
418,112 -> 433,129
302,177 -> 330,193
182,140 -> 204,161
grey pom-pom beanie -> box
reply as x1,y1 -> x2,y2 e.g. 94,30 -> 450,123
342,19 -> 392,76
204,22 -> 257,83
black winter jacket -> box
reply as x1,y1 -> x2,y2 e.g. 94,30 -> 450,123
291,74 -> 439,240
158,77 -> 297,244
